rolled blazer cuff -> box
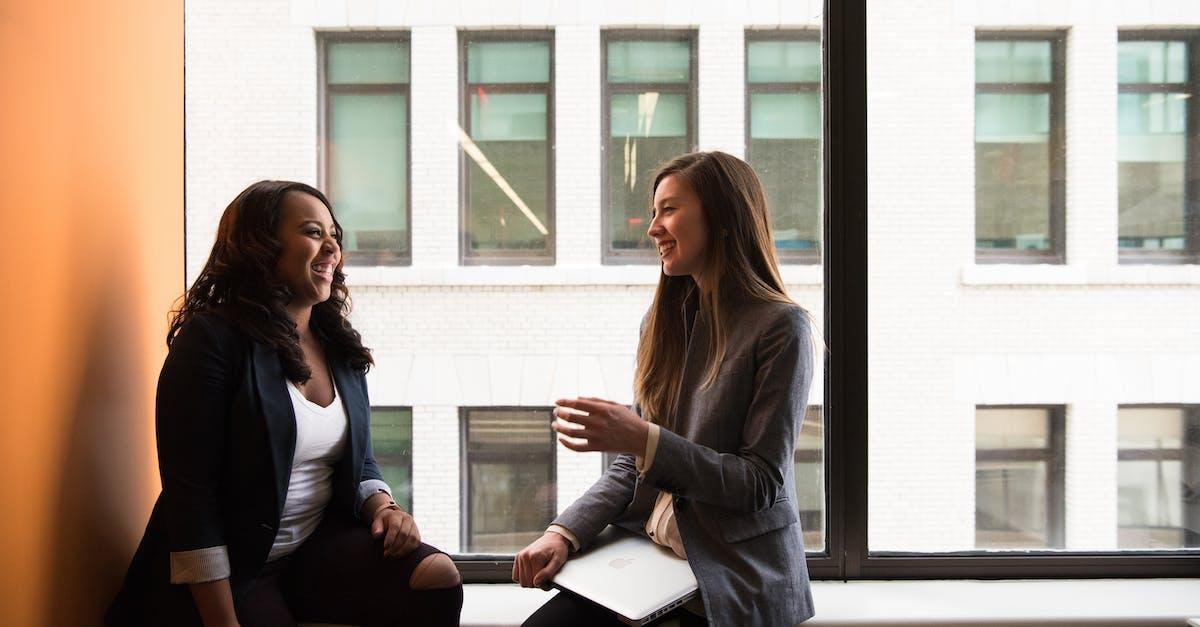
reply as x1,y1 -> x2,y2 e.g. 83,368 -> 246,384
169,545 -> 231,584
356,479 -> 393,517
546,524 -> 581,551
635,423 -> 661,479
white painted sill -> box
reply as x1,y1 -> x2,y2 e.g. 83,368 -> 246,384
962,264 -> 1200,286
303,579 -> 1200,627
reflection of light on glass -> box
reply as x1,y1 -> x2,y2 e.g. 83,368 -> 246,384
624,136 -> 636,191
454,124 -> 549,236
637,91 -> 660,135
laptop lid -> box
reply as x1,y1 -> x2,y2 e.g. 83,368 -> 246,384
551,525 -> 699,625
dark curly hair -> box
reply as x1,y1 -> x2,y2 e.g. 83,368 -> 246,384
168,180 -> 373,382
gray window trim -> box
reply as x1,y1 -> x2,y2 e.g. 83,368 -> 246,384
318,31 -> 413,266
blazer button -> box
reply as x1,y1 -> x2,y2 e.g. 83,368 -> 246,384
673,496 -> 687,511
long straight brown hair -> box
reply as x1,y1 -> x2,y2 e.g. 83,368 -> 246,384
634,151 -> 798,425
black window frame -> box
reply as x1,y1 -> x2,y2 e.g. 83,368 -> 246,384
744,28 -> 823,265
368,406 -> 414,512
458,30 -> 557,266
973,31 -> 1067,265
1116,31 -> 1200,264
973,405 -> 1066,550
457,406 -> 557,559
1117,404 -> 1200,548
455,0 -> 1200,581
318,31 -> 413,267
600,29 -> 698,265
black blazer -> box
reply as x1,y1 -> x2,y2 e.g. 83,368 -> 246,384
106,312 -> 384,626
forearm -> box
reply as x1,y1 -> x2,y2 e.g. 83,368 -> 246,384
189,579 -> 238,627
644,427 -> 784,512
552,453 -> 639,546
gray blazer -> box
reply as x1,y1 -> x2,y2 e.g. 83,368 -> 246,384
554,294 -> 815,626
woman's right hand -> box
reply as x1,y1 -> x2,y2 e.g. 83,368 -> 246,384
512,531 -> 570,589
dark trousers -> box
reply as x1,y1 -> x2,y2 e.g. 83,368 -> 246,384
236,519 -> 462,627
522,590 -> 708,627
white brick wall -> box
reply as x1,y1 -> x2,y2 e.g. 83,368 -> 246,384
698,24 -> 746,156
186,0 -> 1200,556
410,26 -> 461,266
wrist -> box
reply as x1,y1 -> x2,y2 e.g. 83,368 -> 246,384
371,499 -> 401,523
545,530 -> 570,549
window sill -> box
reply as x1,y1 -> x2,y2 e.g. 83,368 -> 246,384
343,264 -> 824,287
962,264 -> 1200,286
433,579 -> 1200,627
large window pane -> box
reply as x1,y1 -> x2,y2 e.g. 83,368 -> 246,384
974,36 -> 1062,258
462,408 -> 556,553
868,3 -> 1200,566
370,407 -> 413,512
747,33 -> 822,261
604,33 -> 694,261
461,35 -> 553,263
324,37 -> 410,264
1117,37 -> 1196,258
1118,407 -> 1200,549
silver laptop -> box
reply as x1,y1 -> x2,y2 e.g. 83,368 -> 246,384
551,525 -> 699,625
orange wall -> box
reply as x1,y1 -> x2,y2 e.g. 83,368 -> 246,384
0,1 -> 183,625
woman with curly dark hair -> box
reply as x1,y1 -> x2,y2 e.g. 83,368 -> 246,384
106,181 -> 462,627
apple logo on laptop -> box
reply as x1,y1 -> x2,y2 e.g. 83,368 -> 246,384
609,558 -> 634,570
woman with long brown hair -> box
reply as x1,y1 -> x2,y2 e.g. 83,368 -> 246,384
106,181 -> 462,626
515,151 -> 817,626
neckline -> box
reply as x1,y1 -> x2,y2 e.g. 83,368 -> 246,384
287,378 -> 339,412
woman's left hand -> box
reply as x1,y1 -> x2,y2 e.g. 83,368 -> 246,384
553,397 -> 650,455
371,508 -> 422,558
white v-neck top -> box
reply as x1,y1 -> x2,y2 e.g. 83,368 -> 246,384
267,378 -> 349,561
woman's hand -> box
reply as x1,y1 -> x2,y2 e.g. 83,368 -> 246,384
552,397 -> 650,455
513,531 -> 570,589
371,507 -> 422,558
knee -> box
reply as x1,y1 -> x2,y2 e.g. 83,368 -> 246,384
409,553 -> 461,590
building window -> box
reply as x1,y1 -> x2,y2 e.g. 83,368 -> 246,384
460,32 -> 555,265
461,407 -> 556,553
974,34 -> 1065,263
1117,34 -> 1200,263
1118,406 -> 1200,549
795,406 -> 825,551
746,31 -> 822,263
321,35 -> 411,265
975,406 -> 1065,549
370,407 -> 413,512
602,31 -> 696,263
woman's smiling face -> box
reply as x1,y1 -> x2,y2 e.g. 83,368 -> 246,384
274,191 -> 341,309
648,174 -> 710,283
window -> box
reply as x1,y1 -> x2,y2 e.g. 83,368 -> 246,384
974,34 -> 1065,262
370,407 -> 413,512
975,407 -> 1065,549
795,406 -> 825,550
460,32 -> 554,265
461,408 -> 556,554
602,31 -> 696,263
746,31 -> 822,263
321,35 -> 411,265
1118,406 -> 1200,549
1117,34 -> 1199,263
